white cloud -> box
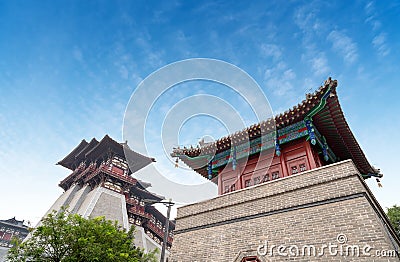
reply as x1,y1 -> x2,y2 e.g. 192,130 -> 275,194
260,43 -> 282,61
294,4 -> 320,33
310,54 -> 329,76
264,62 -> 296,97
364,1 -> 374,15
293,2 -> 325,41
371,20 -> 382,31
135,31 -> 165,68
364,1 -> 391,58
327,30 -> 358,64
293,3 -> 331,76
372,33 -> 391,57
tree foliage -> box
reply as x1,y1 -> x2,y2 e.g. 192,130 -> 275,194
387,205 -> 400,238
6,210 -> 157,262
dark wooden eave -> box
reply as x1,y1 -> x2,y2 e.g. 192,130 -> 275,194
85,135 -> 124,161
145,205 -> 175,230
136,179 -> 152,189
84,135 -> 155,173
57,139 -> 89,170
74,138 -> 99,165
58,135 -> 155,173
130,186 -> 164,202
313,89 -> 377,176
124,144 -> 156,173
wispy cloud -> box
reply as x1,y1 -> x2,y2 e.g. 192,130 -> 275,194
258,27 -> 297,97
372,33 -> 390,57
293,4 -> 321,33
364,1 -> 391,57
260,43 -> 282,61
327,30 -> 358,64
135,31 -> 165,69
264,61 -> 296,97
293,3 -> 331,77
310,54 -> 329,76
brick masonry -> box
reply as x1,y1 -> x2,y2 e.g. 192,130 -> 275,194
169,160 -> 400,261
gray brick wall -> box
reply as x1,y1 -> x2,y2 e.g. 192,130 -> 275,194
169,160 -> 400,261
89,190 -> 125,226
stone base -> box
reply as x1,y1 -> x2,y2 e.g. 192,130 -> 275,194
169,160 -> 400,261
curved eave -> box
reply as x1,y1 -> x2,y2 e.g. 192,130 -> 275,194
84,135 -> 155,173
130,186 -> 164,202
59,168 -> 82,190
85,135 -> 124,160
124,144 -> 156,173
74,138 -> 99,164
313,91 -> 378,176
136,179 -> 152,189
57,139 -> 88,170
145,205 -> 176,230
178,155 -> 209,179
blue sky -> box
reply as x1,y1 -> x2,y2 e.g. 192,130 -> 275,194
0,0 -> 399,224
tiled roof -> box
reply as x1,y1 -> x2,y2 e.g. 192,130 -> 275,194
172,78 -> 379,178
57,135 -> 155,172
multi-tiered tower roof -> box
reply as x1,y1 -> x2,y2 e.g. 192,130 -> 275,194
57,135 -> 174,249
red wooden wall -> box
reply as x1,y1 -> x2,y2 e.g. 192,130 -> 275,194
217,139 -> 323,195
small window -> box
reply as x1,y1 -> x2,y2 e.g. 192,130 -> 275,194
245,179 -> 252,187
231,184 -> 236,191
291,166 -> 298,174
263,174 -> 270,182
299,163 -> 307,172
253,176 -> 261,185
272,171 -> 280,180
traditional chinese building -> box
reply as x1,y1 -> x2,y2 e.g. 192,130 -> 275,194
42,135 -> 173,255
172,77 -> 382,194
0,217 -> 29,262
169,78 -> 399,261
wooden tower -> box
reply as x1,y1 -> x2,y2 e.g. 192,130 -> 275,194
41,135 -> 174,255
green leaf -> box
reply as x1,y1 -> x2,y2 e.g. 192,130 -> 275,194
6,209 -> 157,262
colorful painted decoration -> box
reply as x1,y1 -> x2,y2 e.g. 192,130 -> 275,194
210,123 -> 306,169
305,119 -> 317,145
275,138 -> 281,156
322,144 -> 329,161
232,146 -> 237,170
322,136 -> 329,161
208,161 -> 212,179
